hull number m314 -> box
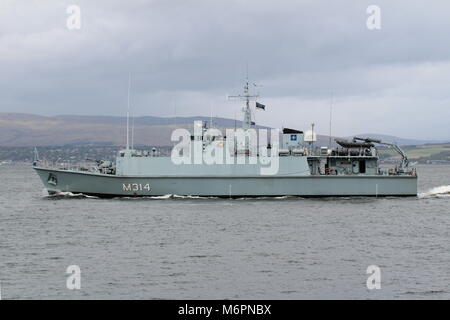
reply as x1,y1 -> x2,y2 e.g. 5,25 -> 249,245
123,183 -> 151,191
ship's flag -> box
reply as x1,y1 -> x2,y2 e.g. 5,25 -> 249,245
256,102 -> 266,110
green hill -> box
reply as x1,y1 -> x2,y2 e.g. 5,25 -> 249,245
379,143 -> 450,163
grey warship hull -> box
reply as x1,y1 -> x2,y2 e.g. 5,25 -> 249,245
34,167 -> 417,198
32,79 -> 419,198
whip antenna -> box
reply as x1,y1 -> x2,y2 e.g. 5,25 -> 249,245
126,73 -> 131,150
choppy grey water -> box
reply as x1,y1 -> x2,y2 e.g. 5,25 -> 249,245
0,164 -> 449,300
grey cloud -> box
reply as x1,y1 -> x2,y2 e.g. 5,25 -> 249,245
0,0 -> 449,140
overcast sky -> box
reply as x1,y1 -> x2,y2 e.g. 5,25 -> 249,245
1,0 -> 449,139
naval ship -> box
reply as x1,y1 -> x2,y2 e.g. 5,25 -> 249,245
33,80 -> 417,197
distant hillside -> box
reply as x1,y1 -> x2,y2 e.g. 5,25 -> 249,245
379,143 -> 450,163
0,113 -> 270,147
0,113 -> 446,147
349,133 -> 445,146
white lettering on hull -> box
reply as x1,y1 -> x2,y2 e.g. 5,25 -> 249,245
122,183 -> 151,192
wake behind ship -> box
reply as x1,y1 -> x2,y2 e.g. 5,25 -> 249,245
33,80 -> 418,197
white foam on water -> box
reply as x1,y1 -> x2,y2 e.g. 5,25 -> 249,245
172,195 -> 218,199
419,185 -> 450,198
44,191 -> 98,199
119,194 -> 219,200
149,194 -> 174,199
233,195 -> 296,200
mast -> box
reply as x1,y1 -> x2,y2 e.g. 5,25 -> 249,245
228,76 -> 259,130
243,80 -> 252,130
126,73 -> 131,151
329,92 -> 333,147
210,103 -> 213,128
33,147 -> 39,161
131,116 -> 135,150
